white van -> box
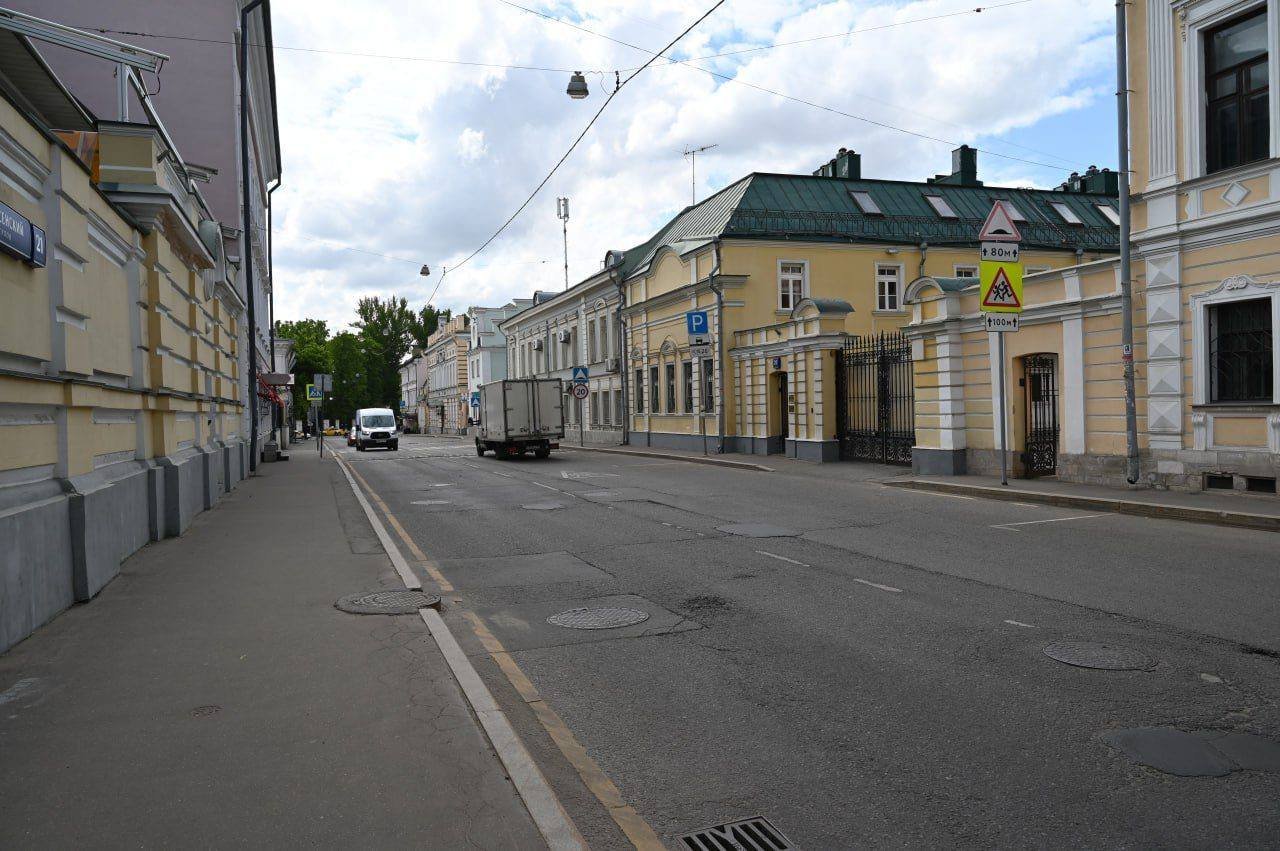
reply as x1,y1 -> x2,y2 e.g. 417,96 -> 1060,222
352,407 -> 399,451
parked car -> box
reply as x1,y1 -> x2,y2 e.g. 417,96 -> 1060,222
352,407 -> 399,451
474,379 -> 563,459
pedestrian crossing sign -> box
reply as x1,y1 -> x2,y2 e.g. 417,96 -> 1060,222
980,261 -> 1023,313
306,384 -> 323,401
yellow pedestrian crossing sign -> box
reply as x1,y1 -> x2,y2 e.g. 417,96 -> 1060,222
980,261 -> 1023,313
306,383 -> 323,402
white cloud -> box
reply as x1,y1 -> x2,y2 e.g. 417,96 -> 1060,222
269,0 -> 1115,331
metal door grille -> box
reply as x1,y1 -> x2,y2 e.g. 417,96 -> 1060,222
1022,354 -> 1059,476
836,332 -> 915,465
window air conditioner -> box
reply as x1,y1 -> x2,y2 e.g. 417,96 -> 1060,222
557,329 -> 572,344
606,357 -> 620,373
533,340 -> 544,351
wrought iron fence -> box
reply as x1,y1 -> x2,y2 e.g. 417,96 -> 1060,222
836,333 -> 915,465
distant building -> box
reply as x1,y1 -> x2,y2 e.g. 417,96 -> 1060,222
421,315 -> 470,434
466,300 -> 532,414
399,352 -> 424,432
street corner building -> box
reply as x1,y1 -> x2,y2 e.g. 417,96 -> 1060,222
905,0 -> 1280,491
0,5 -> 280,653
420,314 -> 471,435
618,145 -> 1117,461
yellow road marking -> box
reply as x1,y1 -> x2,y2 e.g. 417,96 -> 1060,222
343,459 -> 662,849
345,461 -> 454,593
463,611 -> 665,850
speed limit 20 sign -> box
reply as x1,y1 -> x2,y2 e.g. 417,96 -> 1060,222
980,242 -> 1020,263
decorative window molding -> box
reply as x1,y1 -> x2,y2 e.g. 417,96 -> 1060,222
1180,0 -> 1279,181
1189,273 -> 1280,403
876,263 -> 904,312
777,259 -> 808,311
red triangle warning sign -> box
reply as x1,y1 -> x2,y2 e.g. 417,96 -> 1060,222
982,267 -> 1022,309
979,200 -> 1022,242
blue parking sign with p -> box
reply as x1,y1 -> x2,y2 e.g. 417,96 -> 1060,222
686,311 -> 709,336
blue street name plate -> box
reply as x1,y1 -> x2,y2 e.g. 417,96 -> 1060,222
0,200 -> 45,267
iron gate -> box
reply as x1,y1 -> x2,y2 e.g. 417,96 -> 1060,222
836,333 -> 915,465
1022,354 -> 1059,476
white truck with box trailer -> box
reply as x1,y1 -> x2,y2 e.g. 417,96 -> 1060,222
474,378 -> 564,458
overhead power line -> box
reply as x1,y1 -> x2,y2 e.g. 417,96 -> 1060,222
420,0 -> 727,308
493,0 -> 1084,172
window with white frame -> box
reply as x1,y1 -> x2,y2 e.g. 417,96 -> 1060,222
850,190 -> 882,215
779,261 -> 806,310
1205,8 -> 1269,174
876,264 -> 901,311
1095,204 -> 1121,226
954,265 -> 978,279
1209,297 -> 1274,401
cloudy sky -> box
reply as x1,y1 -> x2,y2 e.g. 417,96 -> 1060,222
269,0 -> 1117,331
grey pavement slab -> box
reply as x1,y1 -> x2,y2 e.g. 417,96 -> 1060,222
0,447 -> 542,849
437,551 -> 612,590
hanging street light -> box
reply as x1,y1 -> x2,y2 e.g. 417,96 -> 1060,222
566,71 -> 589,99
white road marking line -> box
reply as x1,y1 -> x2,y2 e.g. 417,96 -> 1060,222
411,500 -> 451,506
853,578 -> 903,593
332,456 -> 422,591
0,678 -> 39,706
1004,619 -> 1036,628
991,513 -> 1108,531
755,550 -> 809,567
897,489 -> 974,500
1008,502 -> 1041,509
533,482 -> 561,492
335,457 -> 585,850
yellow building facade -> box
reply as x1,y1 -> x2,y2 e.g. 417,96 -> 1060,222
906,0 -> 1280,491
1,39 -> 251,651
621,152 -> 1118,460
422,315 -> 470,434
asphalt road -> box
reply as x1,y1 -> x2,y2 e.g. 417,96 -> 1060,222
335,434 -> 1280,849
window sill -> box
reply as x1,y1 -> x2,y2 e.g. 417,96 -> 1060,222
1193,402 -> 1279,412
873,309 -> 907,316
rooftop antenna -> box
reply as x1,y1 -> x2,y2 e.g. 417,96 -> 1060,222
683,144 -> 718,205
556,197 -> 570,290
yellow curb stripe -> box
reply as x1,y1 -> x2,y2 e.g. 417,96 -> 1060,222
346,462 -> 454,593
463,611 -> 665,850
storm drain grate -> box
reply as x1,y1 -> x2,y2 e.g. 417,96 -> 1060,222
1043,640 -> 1154,671
335,589 -> 441,615
679,816 -> 794,850
547,606 -> 649,630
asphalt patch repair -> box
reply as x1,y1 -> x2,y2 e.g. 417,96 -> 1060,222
1103,727 -> 1280,777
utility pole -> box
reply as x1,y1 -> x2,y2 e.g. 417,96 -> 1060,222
556,197 -> 570,290
683,144 -> 718,205
1116,0 -> 1140,485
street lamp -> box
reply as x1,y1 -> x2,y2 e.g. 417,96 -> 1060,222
566,71 -> 588,99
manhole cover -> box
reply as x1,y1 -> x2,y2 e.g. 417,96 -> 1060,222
547,606 -> 649,630
335,589 -> 441,615
679,815 -> 793,850
1044,640 -> 1153,670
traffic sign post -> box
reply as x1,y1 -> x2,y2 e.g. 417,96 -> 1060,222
571,383 -> 589,400
977,202 -> 1025,487
685,310 -> 710,346
571,367 -> 589,446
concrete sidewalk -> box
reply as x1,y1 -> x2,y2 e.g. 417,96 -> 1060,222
0,447 -> 542,848
889,474 -> 1280,532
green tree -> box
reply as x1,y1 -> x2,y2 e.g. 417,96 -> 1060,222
352,295 -> 428,413
411,305 -> 451,349
326,331 -> 369,424
274,318 -> 330,424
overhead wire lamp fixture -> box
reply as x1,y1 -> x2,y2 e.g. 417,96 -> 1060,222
566,70 -> 589,98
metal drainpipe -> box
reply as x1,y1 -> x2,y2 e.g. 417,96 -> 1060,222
614,268 -> 629,446
709,239 -> 725,454
1116,0 -> 1140,484
240,0 -> 265,472
267,179 -> 280,447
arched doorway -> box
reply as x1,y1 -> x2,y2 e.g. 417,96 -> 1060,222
1021,354 -> 1059,477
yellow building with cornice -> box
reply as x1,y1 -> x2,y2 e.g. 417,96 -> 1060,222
0,27 -> 259,652
906,0 -> 1280,490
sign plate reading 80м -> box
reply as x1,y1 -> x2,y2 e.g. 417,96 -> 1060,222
980,242 -> 1019,263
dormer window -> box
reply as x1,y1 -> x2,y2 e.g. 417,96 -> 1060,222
924,195 -> 957,218
1049,201 -> 1083,225
1095,204 -> 1120,226
850,190 -> 882,215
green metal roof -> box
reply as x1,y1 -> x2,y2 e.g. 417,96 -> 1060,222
728,173 -> 1118,250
